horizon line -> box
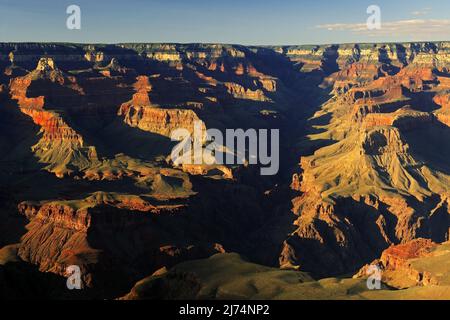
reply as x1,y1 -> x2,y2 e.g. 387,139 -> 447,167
1,40 -> 450,47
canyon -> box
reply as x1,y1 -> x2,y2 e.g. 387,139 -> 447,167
0,42 -> 449,299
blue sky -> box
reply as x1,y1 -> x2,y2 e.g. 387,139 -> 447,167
1,0 -> 450,44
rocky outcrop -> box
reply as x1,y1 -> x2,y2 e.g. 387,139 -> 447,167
9,58 -> 98,177
354,239 -> 448,288
224,82 -> 269,101
118,75 -> 206,138
119,105 -> 205,138
14,193 -> 223,294
434,92 -> 450,126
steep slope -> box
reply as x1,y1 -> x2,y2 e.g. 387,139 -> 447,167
284,44 -> 450,277
354,238 -> 450,289
9,57 -> 99,177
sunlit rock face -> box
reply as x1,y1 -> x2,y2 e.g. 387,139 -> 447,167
283,42 -> 450,277
0,42 -> 450,299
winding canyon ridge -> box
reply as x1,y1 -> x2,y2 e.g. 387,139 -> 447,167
0,42 -> 450,299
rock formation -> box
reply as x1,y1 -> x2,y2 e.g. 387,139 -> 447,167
0,42 -> 450,299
